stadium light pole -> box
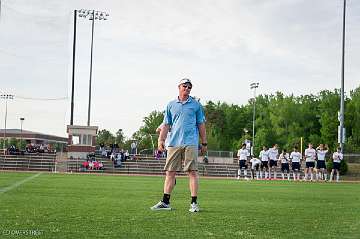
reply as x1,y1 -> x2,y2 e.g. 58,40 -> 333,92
339,0 -> 346,153
1,94 -> 14,155
77,9 -> 109,126
250,83 -> 259,156
71,9 -> 109,126
20,117 -> 25,150
70,10 -> 77,126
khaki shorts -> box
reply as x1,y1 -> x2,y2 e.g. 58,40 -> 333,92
164,146 -> 198,172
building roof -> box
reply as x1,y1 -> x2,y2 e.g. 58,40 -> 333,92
0,129 -> 67,144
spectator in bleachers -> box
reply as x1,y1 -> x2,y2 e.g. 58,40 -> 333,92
110,151 -> 116,161
82,161 -> 89,169
98,161 -> 104,170
119,150 -> 125,162
131,141 -> 137,155
100,144 -> 107,157
88,161 -> 94,170
124,150 -> 130,160
93,161 -> 99,170
114,154 -> 122,168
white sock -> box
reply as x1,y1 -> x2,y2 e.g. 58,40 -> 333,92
256,171 -> 259,179
238,169 -> 241,176
330,172 -> 333,181
336,173 -> 339,182
260,171 -> 263,179
310,173 -> 313,181
324,173 -> 327,180
273,171 -> 276,179
316,173 -> 319,180
297,173 -> 300,180
244,170 -> 247,177
265,172 -> 268,179
287,173 -> 290,180
293,172 -> 296,180
282,173 -> 284,180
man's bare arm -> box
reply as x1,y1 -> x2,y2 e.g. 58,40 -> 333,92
158,124 -> 170,151
198,123 -> 207,154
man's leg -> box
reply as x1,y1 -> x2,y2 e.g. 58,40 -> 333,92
151,147 -> 181,210
184,146 -> 200,212
188,170 -> 200,212
163,171 -> 176,200
323,169 -> 328,181
268,167 -> 272,179
189,170 -> 198,199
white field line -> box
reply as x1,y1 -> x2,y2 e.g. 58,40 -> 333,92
0,173 -> 42,194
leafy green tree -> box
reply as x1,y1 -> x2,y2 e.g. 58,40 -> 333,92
96,129 -> 115,146
132,111 -> 164,152
318,90 -> 340,150
345,87 -> 360,152
115,129 -> 126,148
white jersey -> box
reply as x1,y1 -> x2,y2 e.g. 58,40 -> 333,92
332,152 -> 343,163
250,158 -> 261,169
290,151 -> 302,163
279,153 -> 289,164
316,149 -> 328,161
268,147 -> 278,161
237,149 -> 248,161
259,150 -> 269,162
305,148 -> 316,162
245,142 -> 251,156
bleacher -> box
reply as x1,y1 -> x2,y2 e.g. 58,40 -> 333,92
0,153 -> 56,172
1,152 -> 356,180
66,155 -> 245,178
65,155 -> 325,179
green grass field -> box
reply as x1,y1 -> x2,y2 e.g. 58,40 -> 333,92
0,172 -> 359,239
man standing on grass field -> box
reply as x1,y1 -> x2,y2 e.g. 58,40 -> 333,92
150,78 -> 207,213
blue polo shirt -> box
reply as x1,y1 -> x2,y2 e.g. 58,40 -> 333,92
164,96 -> 206,147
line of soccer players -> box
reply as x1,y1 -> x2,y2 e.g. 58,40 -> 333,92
237,143 -> 343,182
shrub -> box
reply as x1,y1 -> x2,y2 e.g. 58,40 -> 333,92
326,160 -> 348,175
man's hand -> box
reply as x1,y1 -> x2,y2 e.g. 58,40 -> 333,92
158,140 -> 165,152
200,145 -> 207,155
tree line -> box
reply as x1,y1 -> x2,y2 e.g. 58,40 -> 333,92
97,86 -> 360,155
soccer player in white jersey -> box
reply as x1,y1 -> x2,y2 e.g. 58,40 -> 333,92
237,143 -> 249,180
268,144 -> 279,180
316,144 -> 328,181
330,147 -> 343,182
304,143 -> 316,181
279,149 -> 290,180
250,157 -> 261,180
259,146 -> 269,179
290,146 -> 302,181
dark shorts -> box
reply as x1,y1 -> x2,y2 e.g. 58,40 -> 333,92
333,162 -> 341,170
252,164 -> 260,171
281,163 -> 289,172
292,162 -> 300,171
270,160 -> 277,167
261,161 -> 268,170
306,162 -> 315,168
239,160 -> 247,169
317,160 -> 326,169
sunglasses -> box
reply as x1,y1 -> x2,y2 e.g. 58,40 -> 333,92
182,84 -> 192,89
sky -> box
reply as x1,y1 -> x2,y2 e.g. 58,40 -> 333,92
0,0 -> 359,138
